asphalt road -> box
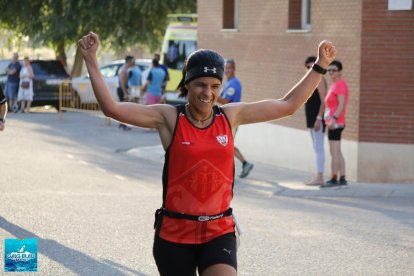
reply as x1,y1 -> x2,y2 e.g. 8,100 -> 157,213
0,108 -> 413,275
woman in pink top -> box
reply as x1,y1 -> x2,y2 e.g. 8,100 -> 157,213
322,60 -> 349,187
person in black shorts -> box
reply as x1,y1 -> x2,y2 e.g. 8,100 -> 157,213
153,232 -> 237,275
321,60 -> 349,188
117,56 -> 135,130
79,32 -> 337,275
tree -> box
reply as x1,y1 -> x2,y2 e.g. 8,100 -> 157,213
0,0 -> 196,76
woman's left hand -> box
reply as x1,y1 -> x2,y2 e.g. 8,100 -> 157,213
316,41 -> 337,68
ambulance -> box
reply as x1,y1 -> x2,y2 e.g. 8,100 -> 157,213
161,14 -> 197,104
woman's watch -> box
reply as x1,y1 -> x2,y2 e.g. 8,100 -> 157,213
312,63 -> 327,75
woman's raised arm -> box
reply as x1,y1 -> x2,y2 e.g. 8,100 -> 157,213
224,40 -> 337,127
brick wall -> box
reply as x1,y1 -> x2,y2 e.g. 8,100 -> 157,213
360,0 -> 414,144
197,0 -> 362,141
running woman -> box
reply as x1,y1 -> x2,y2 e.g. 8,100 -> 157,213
79,32 -> 336,276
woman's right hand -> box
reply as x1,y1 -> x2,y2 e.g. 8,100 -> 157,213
78,32 -> 100,60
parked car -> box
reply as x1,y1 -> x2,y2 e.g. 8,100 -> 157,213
0,59 -> 70,110
71,59 -> 151,105
31,60 -> 70,109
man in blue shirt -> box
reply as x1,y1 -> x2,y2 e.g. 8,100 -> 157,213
142,59 -> 166,105
128,62 -> 142,102
154,53 -> 169,92
217,59 -> 254,178
5,53 -> 22,112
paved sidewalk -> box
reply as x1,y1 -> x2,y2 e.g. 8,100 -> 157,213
235,162 -> 414,198
127,145 -> 414,198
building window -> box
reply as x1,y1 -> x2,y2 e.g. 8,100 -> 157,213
288,0 -> 311,30
223,0 -> 239,29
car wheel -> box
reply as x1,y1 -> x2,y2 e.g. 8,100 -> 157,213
52,103 -> 62,112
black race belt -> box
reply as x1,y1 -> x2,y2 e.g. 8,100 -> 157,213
156,208 -> 232,222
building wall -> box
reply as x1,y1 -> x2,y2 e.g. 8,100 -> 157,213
198,0 -> 362,141
197,0 -> 414,182
360,1 -> 414,144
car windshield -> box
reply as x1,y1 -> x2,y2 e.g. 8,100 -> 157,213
100,64 -> 120,78
163,40 -> 197,70
32,61 -> 68,76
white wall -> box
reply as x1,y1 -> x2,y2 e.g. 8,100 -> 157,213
236,122 -> 414,183
357,142 -> 414,183
234,122 -> 356,182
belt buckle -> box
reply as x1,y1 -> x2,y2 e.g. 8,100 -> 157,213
198,216 -> 210,222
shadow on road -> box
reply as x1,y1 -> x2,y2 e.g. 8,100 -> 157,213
0,216 -> 148,276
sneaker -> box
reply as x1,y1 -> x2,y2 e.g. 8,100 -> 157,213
305,179 -> 324,186
321,179 -> 339,188
339,178 -> 348,185
239,162 -> 254,178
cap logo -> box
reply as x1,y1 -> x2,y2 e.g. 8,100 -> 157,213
204,66 -> 217,73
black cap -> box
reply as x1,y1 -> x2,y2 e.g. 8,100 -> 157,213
184,49 -> 225,84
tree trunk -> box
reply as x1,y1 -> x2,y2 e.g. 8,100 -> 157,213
55,41 -> 67,65
54,41 -> 70,76
71,47 -> 84,78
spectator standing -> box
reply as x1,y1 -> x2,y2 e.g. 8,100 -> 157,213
142,58 -> 167,105
117,56 -> 135,130
127,61 -> 142,102
321,60 -> 349,188
17,57 -> 35,113
304,56 -> 327,185
0,86 -> 7,131
166,41 -> 178,68
154,53 -> 170,92
5,53 -> 22,112
217,59 -> 254,178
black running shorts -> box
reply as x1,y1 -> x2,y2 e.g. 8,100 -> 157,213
328,126 -> 345,141
153,232 -> 237,276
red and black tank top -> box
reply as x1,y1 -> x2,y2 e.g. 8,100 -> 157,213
158,105 -> 236,244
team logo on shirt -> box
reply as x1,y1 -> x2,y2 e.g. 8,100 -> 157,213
216,135 -> 228,146
226,87 -> 235,96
